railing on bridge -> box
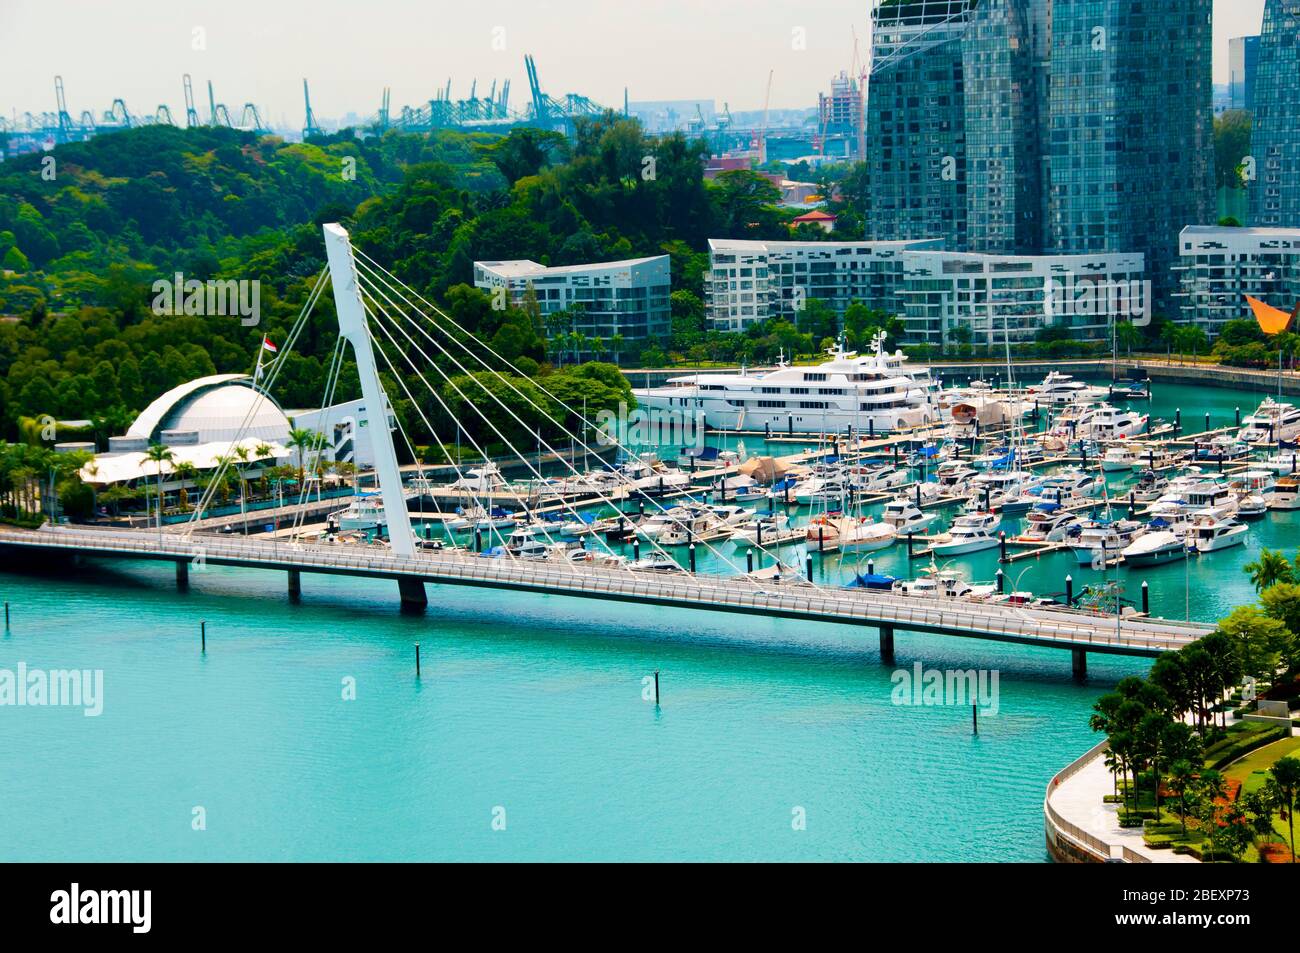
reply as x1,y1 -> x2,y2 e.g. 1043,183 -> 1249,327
0,527 -> 1214,655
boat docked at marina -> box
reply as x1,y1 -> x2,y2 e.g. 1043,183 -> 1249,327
327,492 -> 384,531
728,513 -> 801,549
1013,503 -> 1082,543
630,333 -> 938,435
1026,371 -> 1109,405
1058,404 -> 1149,441
880,497 -> 936,534
1071,519 -> 1147,565
930,511 -> 1002,556
445,463 -> 507,496
710,473 -> 766,503
1183,512 -> 1248,554
1262,450 -> 1300,475
892,563 -> 998,601
1238,398 -> 1300,445
1121,528 -> 1188,567
805,514 -> 897,553
1101,444 -> 1146,472
1266,476 -> 1300,511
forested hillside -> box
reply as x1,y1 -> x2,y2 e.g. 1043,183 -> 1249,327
0,115 -> 822,453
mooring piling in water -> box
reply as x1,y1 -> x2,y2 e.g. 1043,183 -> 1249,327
201,619 -> 206,652
654,669 -> 660,704
415,642 -> 421,676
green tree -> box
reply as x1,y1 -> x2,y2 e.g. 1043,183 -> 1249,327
1245,549 -> 1296,591
1217,605 -> 1288,684
143,444 -> 175,528
1268,757 -> 1300,863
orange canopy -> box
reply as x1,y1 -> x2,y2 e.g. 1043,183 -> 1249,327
1246,295 -> 1296,336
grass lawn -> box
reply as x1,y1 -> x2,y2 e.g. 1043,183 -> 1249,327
1223,736 -> 1300,862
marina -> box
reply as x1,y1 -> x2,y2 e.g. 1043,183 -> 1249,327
3,236 -> 1298,866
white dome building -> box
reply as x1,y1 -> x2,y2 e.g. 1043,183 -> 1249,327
123,374 -> 291,447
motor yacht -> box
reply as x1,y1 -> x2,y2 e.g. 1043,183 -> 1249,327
1238,398 -> 1300,444
1071,519 -> 1147,565
880,497 -> 936,535
930,511 -> 1002,556
328,492 -> 384,531
1101,444 -> 1145,472
1121,529 -> 1188,567
1266,476 -> 1300,511
1013,504 -> 1082,543
1183,512 -> 1248,554
631,333 -> 938,434
893,564 -> 998,600
1027,372 -> 1109,405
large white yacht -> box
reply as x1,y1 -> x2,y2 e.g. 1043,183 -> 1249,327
1026,371 -> 1109,405
1238,398 -> 1300,444
632,333 -> 937,435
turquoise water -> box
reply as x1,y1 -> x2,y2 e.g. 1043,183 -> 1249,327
0,376 -> 1289,861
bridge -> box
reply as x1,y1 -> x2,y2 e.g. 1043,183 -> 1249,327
0,223 -> 1216,675
0,526 -> 1213,673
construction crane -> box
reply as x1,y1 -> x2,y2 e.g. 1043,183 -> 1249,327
302,78 -> 323,139
183,74 -> 200,128
54,75 -> 75,144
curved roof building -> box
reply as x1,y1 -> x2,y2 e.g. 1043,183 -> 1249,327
126,374 -> 291,446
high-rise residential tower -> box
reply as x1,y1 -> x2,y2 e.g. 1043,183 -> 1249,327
1250,0 -> 1300,228
862,0 -> 976,249
1229,35 -> 1262,112
1045,0 -> 1214,309
863,0 -> 1214,314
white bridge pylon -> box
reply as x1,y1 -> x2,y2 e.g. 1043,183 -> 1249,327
322,224 -> 424,601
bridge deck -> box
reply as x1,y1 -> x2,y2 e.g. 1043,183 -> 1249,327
0,527 -> 1212,657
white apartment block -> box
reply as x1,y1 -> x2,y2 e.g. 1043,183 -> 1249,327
704,238 -> 942,331
896,251 -> 1148,347
704,238 -> 1146,345
1173,226 -> 1300,338
472,256 -> 671,342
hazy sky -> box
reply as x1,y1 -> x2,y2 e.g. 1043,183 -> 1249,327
0,1 -> 1269,128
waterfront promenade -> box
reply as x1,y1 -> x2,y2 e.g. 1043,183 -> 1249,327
1045,743 -> 1197,864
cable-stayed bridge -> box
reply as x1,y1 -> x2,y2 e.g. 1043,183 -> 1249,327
0,224 -> 1215,672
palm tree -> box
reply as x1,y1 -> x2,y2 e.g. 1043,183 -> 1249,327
173,462 -> 199,510
609,333 -> 626,365
1245,549 -> 1296,592
143,444 -> 175,529
1268,757 -> 1300,863
1116,320 -> 1144,359
285,428 -> 319,484
1167,760 -> 1196,838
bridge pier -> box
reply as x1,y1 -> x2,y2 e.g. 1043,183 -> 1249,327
287,569 -> 301,602
1072,649 -> 1087,680
879,625 -> 895,666
175,560 -> 189,591
398,577 -> 427,612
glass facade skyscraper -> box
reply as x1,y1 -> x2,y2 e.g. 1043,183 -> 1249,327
1045,0 -> 1214,311
962,0 -> 1044,254
863,1 -> 976,249
864,0 -> 1214,314
1250,0 -> 1300,228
